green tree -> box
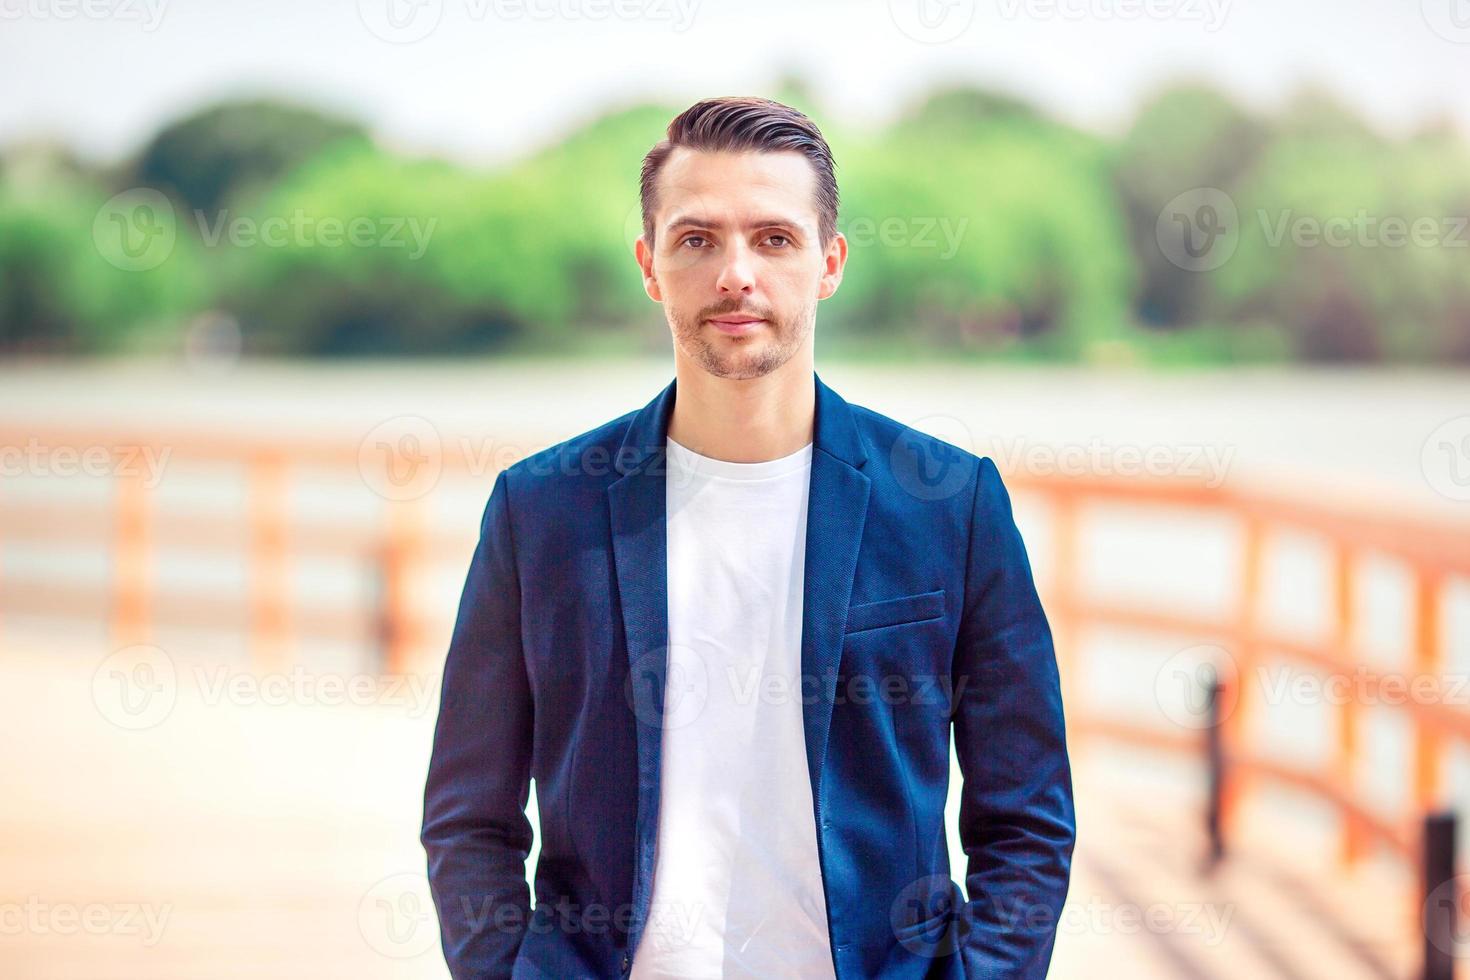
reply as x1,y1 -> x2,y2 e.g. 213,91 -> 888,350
128,99 -> 370,216
1114,82 -> 1270,329
0,159 -> 202,355
1211,89 -> 1470,362
825,86 -> 1136,360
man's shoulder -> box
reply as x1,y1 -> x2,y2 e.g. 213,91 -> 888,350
498,407 -> 642,491
491,387 -> 1000,500
845,399 -> 988,474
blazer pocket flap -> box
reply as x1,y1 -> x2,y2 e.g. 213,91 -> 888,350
844,588 -> 946,635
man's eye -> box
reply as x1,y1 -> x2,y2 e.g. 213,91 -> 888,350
681,236 -> 707,248
766,235 -> 790,247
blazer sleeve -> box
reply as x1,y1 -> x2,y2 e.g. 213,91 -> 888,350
421,468 -> 535,979
952,457 -> 1076,979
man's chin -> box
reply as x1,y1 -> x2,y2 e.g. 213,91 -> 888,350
707,345 -> 790,380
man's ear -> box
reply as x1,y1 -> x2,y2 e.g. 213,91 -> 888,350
816,232 -> 848,301
635,237 -> 663,302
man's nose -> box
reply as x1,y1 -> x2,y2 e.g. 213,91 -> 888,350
715,240 -> 756,294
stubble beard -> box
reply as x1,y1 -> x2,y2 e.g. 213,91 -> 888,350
671,299 -> 815,381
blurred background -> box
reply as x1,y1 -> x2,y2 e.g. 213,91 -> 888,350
2,0 -> 1470,977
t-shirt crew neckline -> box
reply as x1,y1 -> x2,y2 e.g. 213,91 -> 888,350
665,435 -> 813,482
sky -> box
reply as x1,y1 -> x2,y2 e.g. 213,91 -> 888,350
2,0 -> 1469,167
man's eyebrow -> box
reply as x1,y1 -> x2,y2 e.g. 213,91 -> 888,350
664,214 -> 808,234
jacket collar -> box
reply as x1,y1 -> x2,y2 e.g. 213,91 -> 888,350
612,369 -> 868,475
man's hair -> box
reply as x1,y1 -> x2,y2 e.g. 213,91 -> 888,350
639,96 -> 839,252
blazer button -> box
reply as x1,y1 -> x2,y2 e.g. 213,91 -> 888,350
621,952 -> 631,972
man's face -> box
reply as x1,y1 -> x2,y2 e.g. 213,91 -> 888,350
636,148 -> 846,381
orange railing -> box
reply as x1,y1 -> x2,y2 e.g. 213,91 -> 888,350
0,425 -> 555,672
1014,468 -> 1470,956
4,425 -> 1469,942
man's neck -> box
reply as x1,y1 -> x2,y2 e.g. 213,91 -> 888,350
666,356 -> 816,464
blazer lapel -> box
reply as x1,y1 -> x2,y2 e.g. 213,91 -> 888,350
606,369 -> 871,955
797,374 -> 871,805
607,374 -> 676,958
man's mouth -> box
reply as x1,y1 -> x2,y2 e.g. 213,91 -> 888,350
708,315 -> 765,335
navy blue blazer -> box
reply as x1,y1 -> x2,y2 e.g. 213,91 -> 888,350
421,371 -> 1075,979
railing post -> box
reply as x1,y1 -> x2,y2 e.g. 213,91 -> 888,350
1414,573 -> 1444,813
1332,545 -> 1366,868
1206,674 -> 1226,867
112,455 -> 151,648
248,452 -> 290,671
1422,810 -> 1457,980
375,498 -> 424,675
1220,514 -> 1264,843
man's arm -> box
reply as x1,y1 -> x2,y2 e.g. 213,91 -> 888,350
421,468 -> 535,979
951,457 -> 1076,978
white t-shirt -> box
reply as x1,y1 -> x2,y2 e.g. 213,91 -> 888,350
629,435 -> 837,980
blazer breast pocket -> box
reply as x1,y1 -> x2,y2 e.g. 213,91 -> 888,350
844,588 -> 946,636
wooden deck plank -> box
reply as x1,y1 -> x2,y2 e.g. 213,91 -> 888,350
0,645 -> 1435,979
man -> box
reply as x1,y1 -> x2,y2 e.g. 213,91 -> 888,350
421,96 -> 1075,980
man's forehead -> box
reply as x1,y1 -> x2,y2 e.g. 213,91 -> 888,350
655,147 -> 818,229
